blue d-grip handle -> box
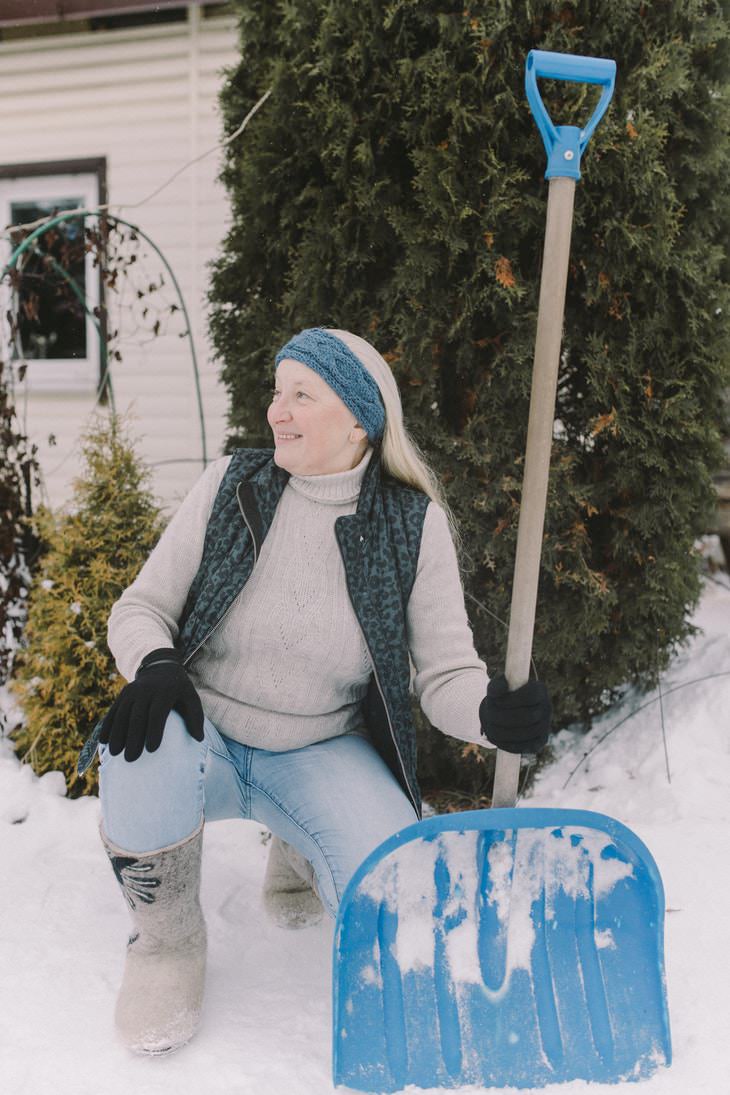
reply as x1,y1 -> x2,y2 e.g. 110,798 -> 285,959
525,49 -> 616,181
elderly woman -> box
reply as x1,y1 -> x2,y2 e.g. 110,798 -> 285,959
78,327 -> 550,1056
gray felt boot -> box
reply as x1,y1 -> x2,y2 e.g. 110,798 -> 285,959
101,818 -> 207,1055
262,835 -> 324,929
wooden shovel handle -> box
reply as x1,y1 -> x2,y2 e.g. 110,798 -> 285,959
491,177 -> 576,808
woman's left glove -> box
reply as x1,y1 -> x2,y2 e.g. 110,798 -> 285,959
98,647 -> 204,763
479,674 -> 552,754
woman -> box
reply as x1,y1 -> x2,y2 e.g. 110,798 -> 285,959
78,327 -> 550,1056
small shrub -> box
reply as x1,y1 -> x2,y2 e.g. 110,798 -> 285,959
9,414 -> 166,797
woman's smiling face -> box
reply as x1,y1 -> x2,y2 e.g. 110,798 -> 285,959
267,358 -> 368,475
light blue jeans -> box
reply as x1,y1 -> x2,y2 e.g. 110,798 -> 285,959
98,711 -> 418,919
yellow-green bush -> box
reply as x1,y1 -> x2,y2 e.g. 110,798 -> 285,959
10,414 -> 166,797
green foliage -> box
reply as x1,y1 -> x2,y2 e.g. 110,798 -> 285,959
9,415 -> 166,797
0,359 -> 43,693
209,1 -> 730,791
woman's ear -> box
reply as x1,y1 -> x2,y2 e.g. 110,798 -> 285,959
349,424 -> 367,443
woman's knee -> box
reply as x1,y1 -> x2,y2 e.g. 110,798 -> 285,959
99,709 -> 203,784
98,710 -> 208,852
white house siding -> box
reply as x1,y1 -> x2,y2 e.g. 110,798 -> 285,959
0,8 -> 242,514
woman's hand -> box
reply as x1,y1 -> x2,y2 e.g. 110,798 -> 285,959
479,674 -> 551,754
99,647 -> 204,763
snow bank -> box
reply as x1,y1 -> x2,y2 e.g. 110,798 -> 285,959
1,577 -> 729,1094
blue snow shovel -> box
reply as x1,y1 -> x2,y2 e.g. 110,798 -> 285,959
333,51 -> 671,1091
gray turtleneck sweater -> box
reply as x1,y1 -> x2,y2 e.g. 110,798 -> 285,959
107,447 -> 490,751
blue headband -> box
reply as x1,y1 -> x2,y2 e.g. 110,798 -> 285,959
274,327 -> 386,442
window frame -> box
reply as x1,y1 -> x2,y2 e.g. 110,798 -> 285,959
0,157 -> 107,394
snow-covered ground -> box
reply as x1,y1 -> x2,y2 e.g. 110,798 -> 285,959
1,574 -> 729,1095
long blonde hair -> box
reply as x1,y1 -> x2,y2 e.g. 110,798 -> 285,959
329,329 -> 463,558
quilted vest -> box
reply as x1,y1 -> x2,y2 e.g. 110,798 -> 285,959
177,447 -> 429,817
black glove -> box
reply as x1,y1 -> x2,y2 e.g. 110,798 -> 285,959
479,673 -> 551,754
99,647 -> 204,763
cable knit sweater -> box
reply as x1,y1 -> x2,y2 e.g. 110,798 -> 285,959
107,446 -> 491,751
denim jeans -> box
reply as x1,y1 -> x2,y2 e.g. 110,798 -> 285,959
98,711 -> 418,919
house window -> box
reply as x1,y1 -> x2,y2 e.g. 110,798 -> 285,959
0,166 -> 104,393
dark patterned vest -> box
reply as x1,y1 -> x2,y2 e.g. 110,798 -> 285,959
78,447 -> 430,817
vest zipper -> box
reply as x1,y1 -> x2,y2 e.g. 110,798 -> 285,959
182,484 -> 259,669
235,481 -> 260,566
347,531 -> 420,818
182,601 -> 237,669
360,629 -> 420,819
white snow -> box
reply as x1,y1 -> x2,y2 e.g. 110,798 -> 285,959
1,575 -> 730,1094
347,814 -> 636,1003
359,833 -> 440,973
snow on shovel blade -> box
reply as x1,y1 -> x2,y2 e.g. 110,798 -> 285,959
333,807 -> 671,1092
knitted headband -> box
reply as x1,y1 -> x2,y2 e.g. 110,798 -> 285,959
274,327 -> 386,442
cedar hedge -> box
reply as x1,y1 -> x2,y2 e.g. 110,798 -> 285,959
208,0 -> 730,793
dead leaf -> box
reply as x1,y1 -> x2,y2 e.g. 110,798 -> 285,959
608,295 -> 624,320
495,256 -> 516,288
461,743 -> 487,764
590,408 -> 617,437
591,570 -> 609,594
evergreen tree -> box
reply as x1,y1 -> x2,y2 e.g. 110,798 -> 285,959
208,1 -> 730,792
9,415 -> 166,797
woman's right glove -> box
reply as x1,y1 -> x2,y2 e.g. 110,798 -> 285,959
479,673 -> 551,754
98,647 -> 204,763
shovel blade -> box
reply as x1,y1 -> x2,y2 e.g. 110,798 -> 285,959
333,808 -> 670,1091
